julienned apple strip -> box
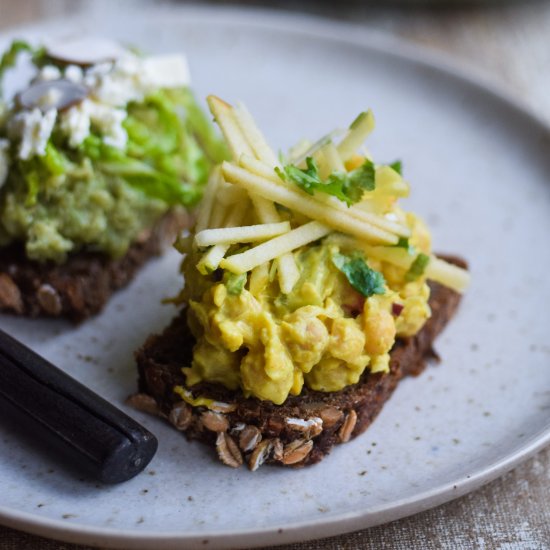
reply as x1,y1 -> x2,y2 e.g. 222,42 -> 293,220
222,162 -> 399,245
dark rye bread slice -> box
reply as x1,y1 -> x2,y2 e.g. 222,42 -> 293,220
134,256 -> 466,470
0,210 -> 189,322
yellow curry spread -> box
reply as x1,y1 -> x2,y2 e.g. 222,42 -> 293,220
174,98 -> 470,405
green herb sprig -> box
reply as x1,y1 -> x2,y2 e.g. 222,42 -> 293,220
276,156 -> 375,207
332,251 -> 386,297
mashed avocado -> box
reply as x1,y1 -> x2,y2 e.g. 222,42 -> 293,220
0,157 -> 167,261
181,214 -> 432,405
0,40 -> 227,263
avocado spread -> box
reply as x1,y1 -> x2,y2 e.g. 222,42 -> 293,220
0,39 -> 227,263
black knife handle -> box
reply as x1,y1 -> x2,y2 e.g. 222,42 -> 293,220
0,329 -> 157,483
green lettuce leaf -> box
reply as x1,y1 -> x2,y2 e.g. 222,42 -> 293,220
17,141 -> 68,206
177,89 -> 230,164
42,142 -> 66,176
79,88 -> 229,207
99,157 -> 200,205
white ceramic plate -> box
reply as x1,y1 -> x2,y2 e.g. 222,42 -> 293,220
0,6 -> 549,550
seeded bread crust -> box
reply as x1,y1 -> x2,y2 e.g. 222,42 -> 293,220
134,256 -> 466,470
0,210 -> 189,322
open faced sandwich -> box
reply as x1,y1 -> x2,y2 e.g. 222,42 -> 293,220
134,96 -> 470,469
0,38 -> 226,321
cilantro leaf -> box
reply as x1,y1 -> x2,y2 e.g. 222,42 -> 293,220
276,156 -> 375,207
329,159 -> 376,203
389,160 -> 403,175
275,157 -> 320,193
332,252 -> 386,297
405,253 -> 430,282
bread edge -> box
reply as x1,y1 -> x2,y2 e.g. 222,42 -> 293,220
0,209 -> 190,322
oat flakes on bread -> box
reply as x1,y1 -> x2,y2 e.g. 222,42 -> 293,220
132,97 -> 470,469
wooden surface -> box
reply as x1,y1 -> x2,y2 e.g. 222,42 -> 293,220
0,1 -> 549,548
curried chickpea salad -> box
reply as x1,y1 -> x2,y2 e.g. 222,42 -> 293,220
174,96 -> 470,405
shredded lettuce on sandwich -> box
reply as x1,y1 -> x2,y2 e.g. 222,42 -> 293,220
0,38 -> 227,262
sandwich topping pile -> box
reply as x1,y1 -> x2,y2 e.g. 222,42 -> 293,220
135,95 -> 470,469
176,97 -> 469,404
0,38 -> 225,263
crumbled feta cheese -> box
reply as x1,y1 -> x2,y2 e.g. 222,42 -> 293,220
102,124 -> 127,150
82,62 -> 113,91
141,54 -> 190,89
59,99 -> 128,150
88,55 -> 141,107
0,139 -> 10,188
116,54 -> 142,77
86,52 -> 190,107
88,102 -> 127,150
91,75 -> 138,107
60,100 -> 91,148
86,61 -> 114,78
9,108 -> 57,160
64,65 -> 83,83
6,48 -> 189,159
37,65 -> 62,82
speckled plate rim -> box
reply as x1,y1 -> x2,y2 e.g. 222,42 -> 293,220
0,5 -> 549,549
